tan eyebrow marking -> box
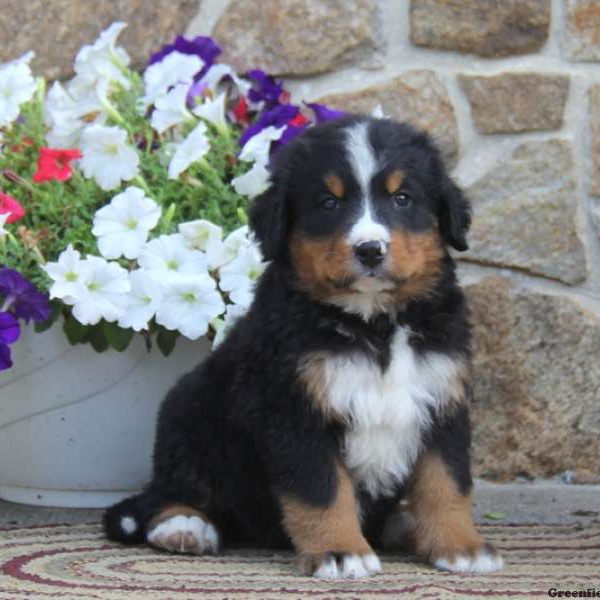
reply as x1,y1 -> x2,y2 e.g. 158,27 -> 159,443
386,169 -> 405,194
324,173 -> 345,198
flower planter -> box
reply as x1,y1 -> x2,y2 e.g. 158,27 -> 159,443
0,323 -> 208,508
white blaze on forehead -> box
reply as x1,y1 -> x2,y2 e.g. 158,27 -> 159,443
345,121 -> 377,195
344,121 -> 390,246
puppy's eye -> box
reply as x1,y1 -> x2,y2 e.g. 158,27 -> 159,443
393,191 -> 412,207
319,196 -> 339,212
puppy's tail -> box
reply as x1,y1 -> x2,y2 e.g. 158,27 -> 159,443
103,491 -> 157,545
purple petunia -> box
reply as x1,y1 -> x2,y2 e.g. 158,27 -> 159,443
186,80 -> 209,107
148,35 -> 221,68
246,70 -> 285,108
0,311 -> 20,371
305,102 -> 346,123
239,104 -> 300,146
0,267 -> 52,324
278,123 -> 309,146
148,35 -> 227,108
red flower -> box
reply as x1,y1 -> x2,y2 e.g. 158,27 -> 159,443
232,97 -> 250,125
0,192 -> 25,224
32,147 -> 82,183
288,113 -> 309,127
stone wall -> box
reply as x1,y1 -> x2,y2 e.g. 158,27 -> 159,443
5,0 -> 600,482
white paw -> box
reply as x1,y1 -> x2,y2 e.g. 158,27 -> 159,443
314,553 -> 382,580
147,514 -> 220,555
434,546 -> 503,574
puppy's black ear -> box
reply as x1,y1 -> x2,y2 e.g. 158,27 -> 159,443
438,171 -> 471,252
249,172 -> 289,261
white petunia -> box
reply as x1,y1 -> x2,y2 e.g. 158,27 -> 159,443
0,213 -> 9,239
92,186 -> 161,260
43,244 -> 88,304
199,63 -> 251,96
193,92 -> 227,130
43,79 -> 107,148
118,269 -> 164,332
372,104 -> 386,118
71,75 -> 111,115
208,225 -> 252,269
141,52 -> 202,110
168,120 -> 210,179
178,219 -> 223,259
155,274 -> 225,340
74,22 -> 131,89
44,81 -> 86,148
232,122 -> 280,199
212,303 -> 247,347
137,233 -> 207,278
232,162 -> 271,199
219,245 -> 265,308
150,82 -> 194,133
80,124 -> 140,190
71,256 -> 131,325
0,51 -> 37,127
238,125 -> 284,165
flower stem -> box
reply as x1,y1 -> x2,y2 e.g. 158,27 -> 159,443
132,174 -> 150,194
31,244 -> 46,265
218,123 -> 231,143
35,77 -> 47,107
101,98 -> 127,127
3,169 -> 37,195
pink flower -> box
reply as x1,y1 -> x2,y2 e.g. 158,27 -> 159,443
0,192 -> 25,223
32,147 -> 82,183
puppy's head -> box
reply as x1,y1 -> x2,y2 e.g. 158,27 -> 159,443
249,116 -> 470,316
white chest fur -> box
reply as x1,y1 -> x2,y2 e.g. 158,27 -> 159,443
313,327 -> 464,498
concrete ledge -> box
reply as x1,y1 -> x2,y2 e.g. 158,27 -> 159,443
473,480 -> 600,525
1,481 -> 598,529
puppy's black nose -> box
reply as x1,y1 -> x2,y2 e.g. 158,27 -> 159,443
354,240 -> 385,268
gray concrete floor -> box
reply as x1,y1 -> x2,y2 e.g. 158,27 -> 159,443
0,480 -> 598,529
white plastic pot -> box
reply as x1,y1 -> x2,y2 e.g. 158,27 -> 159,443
0,322 -> 209,508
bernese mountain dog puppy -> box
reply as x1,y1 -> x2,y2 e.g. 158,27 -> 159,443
104,115 -> 503,579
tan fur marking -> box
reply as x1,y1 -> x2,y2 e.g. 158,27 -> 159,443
290,233 -> 355,298
297,351 -> 332,419
324,173 -> 345,198
450,364 -> 469,404
148,505 -> 208,531
388,230 -> 444,303
385,169 -> 405,194
408,452 -> 484,562
280,463 -> 371,558
297,351 -> 353,423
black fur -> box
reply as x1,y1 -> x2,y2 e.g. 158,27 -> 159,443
104,116 -> 474,551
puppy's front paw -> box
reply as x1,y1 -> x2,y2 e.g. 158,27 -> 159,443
299,552 -> 382,579
147,514 -> 220,555
433,543 -> 503,574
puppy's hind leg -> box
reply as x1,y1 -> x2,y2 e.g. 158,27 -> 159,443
146,504 -> 220,556
104,488 -> 221,556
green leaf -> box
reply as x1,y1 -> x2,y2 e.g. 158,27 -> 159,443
34,301 -> 62,333
62,315 -> 89,345
484,511 -> 507,521
88,323 -> 109,353
156,328 -> 179,357
103,321 -> 135,352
